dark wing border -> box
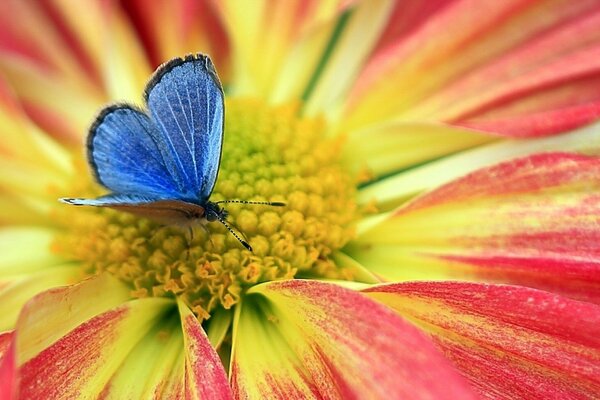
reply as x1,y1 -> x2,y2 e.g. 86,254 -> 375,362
86,102 -> 148,188
143,54 -> 224,103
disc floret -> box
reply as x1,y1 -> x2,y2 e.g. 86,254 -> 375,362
53,99 -> 358,319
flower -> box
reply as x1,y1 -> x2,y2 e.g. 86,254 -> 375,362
1,0 -> 600,398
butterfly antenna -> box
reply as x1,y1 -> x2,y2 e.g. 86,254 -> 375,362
215,200 -> 285,207
214,214 -> 253,252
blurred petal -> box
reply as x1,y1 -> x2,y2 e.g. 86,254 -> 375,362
15,274 -> 175,399
0,0 -> 105,142
357,121 -> 600,208
0,266 -> 78,331
0,0 -> 98,88
178,300 -> 233,400
350,153 -> 600,303
344,121 -> 493,178
344,0 -> 600,138
303,0 -> 393,116
216,0 -> 353,98
122,0 -> 230,74
97,0 -> 152,101
232,280 -> 476,399
0,76 -> 72,174
365,282 -> 600,399
0,227 -> 62,277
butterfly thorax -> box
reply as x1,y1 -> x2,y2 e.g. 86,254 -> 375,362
204,201 -> 228,222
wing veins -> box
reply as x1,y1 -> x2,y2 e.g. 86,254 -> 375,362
186,78 -> 198,191
129,111 -> 182,189
175,86 -> 198,188
153,110 -> 192,187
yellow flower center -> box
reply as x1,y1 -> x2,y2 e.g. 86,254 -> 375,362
52,99 -> 358,319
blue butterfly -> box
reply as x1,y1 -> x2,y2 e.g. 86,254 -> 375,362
60,54 -> 283,251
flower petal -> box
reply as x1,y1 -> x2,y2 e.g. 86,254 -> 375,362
303,0 -> 393,116
351,153 -> 600,303
344,121 -> 493,179
0,331 -> 15,400
96,1 -> 152,101
100,315 -> 184,399
0,227 -> 62,277
364,282 -> 600,398
232,279 -> 476,399
357,121 -> 600,207
0,266 -> 78,331
215,0 -> 353,98
344,0 -> 600,137
15,274 -> 175,399
178,300 -> 233,400
122,0 -> 230,74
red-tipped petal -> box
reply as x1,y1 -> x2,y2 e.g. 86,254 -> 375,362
345,0 -> 600,137
0,331 -> 15,400
232,279 -> 476,399
365,282 -> 600,399
178,301 -> 232,400
13,274 -> 179,398
351,153 -> 600,303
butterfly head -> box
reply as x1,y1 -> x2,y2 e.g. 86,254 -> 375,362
202,200 -> 285,252
204,201 -> 228,222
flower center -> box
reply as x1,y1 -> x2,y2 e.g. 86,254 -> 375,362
52,99 -> 358,319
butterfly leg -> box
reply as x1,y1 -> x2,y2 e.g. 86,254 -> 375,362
184,226 -> 195,261
198,222 -> 215,250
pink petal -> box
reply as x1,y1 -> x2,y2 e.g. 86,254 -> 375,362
351,152 -> 600,303
232,279 -> 477,399
345,0 -> 600,137
13,274 -> 180,398
122,0 -> 230,74
365,282 -> 600,398
178,301 -> 232,400
0,331 -> 15,400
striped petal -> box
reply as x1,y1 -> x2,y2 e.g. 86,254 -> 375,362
302,0 -> 394,116
102,301 -> 231,399
344,0 -> 600,138
14,274 -> 183,399
12,274 -> 232,399
357,121 -> 600,208
215,0 -> 354,99
0,0 -> 104,143
232,279 -> 476,399
178,300 -> 232,400
344,121 -> 493,179
364,282 -> 600,399
122,0 -> 230,76
350,153 -> 600,303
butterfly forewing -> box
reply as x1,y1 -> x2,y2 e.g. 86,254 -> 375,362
62,195 -> 205,225
144,54 -> 225,203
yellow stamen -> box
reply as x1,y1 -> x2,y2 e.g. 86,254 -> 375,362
52,99 -> 358,319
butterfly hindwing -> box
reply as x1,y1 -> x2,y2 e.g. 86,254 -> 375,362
61,195 -> 205,224
87,105 -> 182,199
144,54 -> 225,203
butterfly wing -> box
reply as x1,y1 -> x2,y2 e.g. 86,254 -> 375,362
61,195 -> 205,224
86,105 -> 183,199
144,54 -> 225,203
